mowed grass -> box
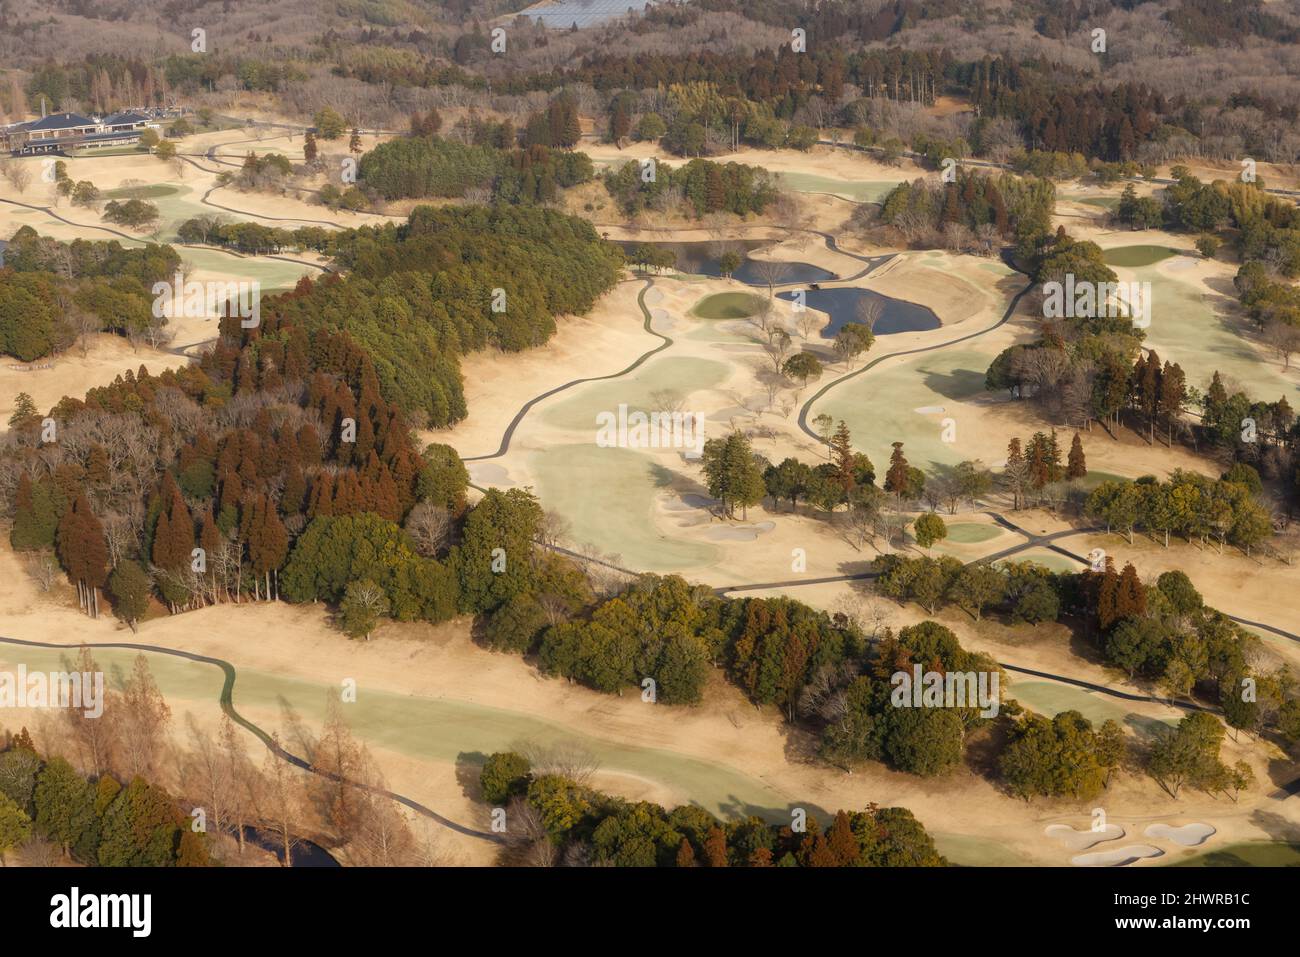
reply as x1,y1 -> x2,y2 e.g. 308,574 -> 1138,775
1135,268 -> 1297,400
944,522 -> 1002,544
1102,245 -> 1179,267
104,184 -> 180,200
0,642 -> 798,822
817,347 -> 997,473
178,246 -> 316,290
1169,842 -> 1300,867
540,355 -> 730,431
996,548 -> 1084,574
531,443 -> 720,573
776,172 -> 901,203
1009,679 -> 1177,733
692,291 -> 766,320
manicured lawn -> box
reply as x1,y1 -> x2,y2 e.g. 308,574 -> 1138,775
104,183 -> 180,199
944,522 -> 1002,544
692,291 -> 766,320
1102,245 -> 1180,267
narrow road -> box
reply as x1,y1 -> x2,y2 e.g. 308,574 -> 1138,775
797,249 -> 1035,445
463,277 -> 670,462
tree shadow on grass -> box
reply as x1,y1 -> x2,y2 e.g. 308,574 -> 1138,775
919,365 -> 987,402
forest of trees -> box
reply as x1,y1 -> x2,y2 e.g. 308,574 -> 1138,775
602,156 -> 778,219
358,135 -> 594,203
0,211 -> 614,638
871,548 -> 1300,752
0,227 -> 179,361
0,658 -> 209,868
232,205 -> 623,427
879,169 -> 1054,253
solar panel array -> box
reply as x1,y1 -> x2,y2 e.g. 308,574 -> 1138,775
523,0 -> 656,30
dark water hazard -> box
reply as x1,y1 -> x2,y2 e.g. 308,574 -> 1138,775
238,824 -> 340,867
777,287 -> 941,337
617,240 -> 836,286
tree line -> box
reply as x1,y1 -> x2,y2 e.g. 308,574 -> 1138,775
0,227 -> 180,361
479,749 -> 947,867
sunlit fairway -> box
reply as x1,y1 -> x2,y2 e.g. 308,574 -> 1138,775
1010,679 -> 1177,733
931,832 -> 1038,867
817,347 -> 995,472
776,171 -> 900,203
0,644 -> 798,822
530,443 -> 720,573
691,291 -> 766,320
1102,244 -> 1180,267
539,355 -> 730,431
1129,263 -> 1297,399
178,246 -> 315,291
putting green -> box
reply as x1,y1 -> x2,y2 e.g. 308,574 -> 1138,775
996,548 -> 1083,574
531,443 -> 720,573
692,291 -> 765,320
540,356 -> 730,431
104,184 -> 180,200
1103,245 -> 1179,267
944,522 -> 1002,544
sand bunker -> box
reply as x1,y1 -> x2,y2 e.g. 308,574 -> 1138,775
705,521 -> 776,542
1072,845 -> 1164,867
1144,823 -> 1216,847
468,462 -> 514,485
1046,823 -> 1125,851
914,405 -> 946,414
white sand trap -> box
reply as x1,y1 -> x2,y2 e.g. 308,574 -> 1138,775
1144,823 -> 1216,847
468,462 -> 514,485
644,288 -> 665,305
650,308 -> 671,322
1072,845 -> 1164,867
707,407 -> 752,422
1165,256 -> 1198,271
661,494 -> 713,512
1046,823 -> 1125,851
705,521 -> 775,542
914,405 -> 946,415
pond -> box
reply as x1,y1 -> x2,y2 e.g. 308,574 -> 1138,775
617,240 -> 837,286
777,287 -> 940,337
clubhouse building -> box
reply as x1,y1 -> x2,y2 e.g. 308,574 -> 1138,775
1,109 -> 155,156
